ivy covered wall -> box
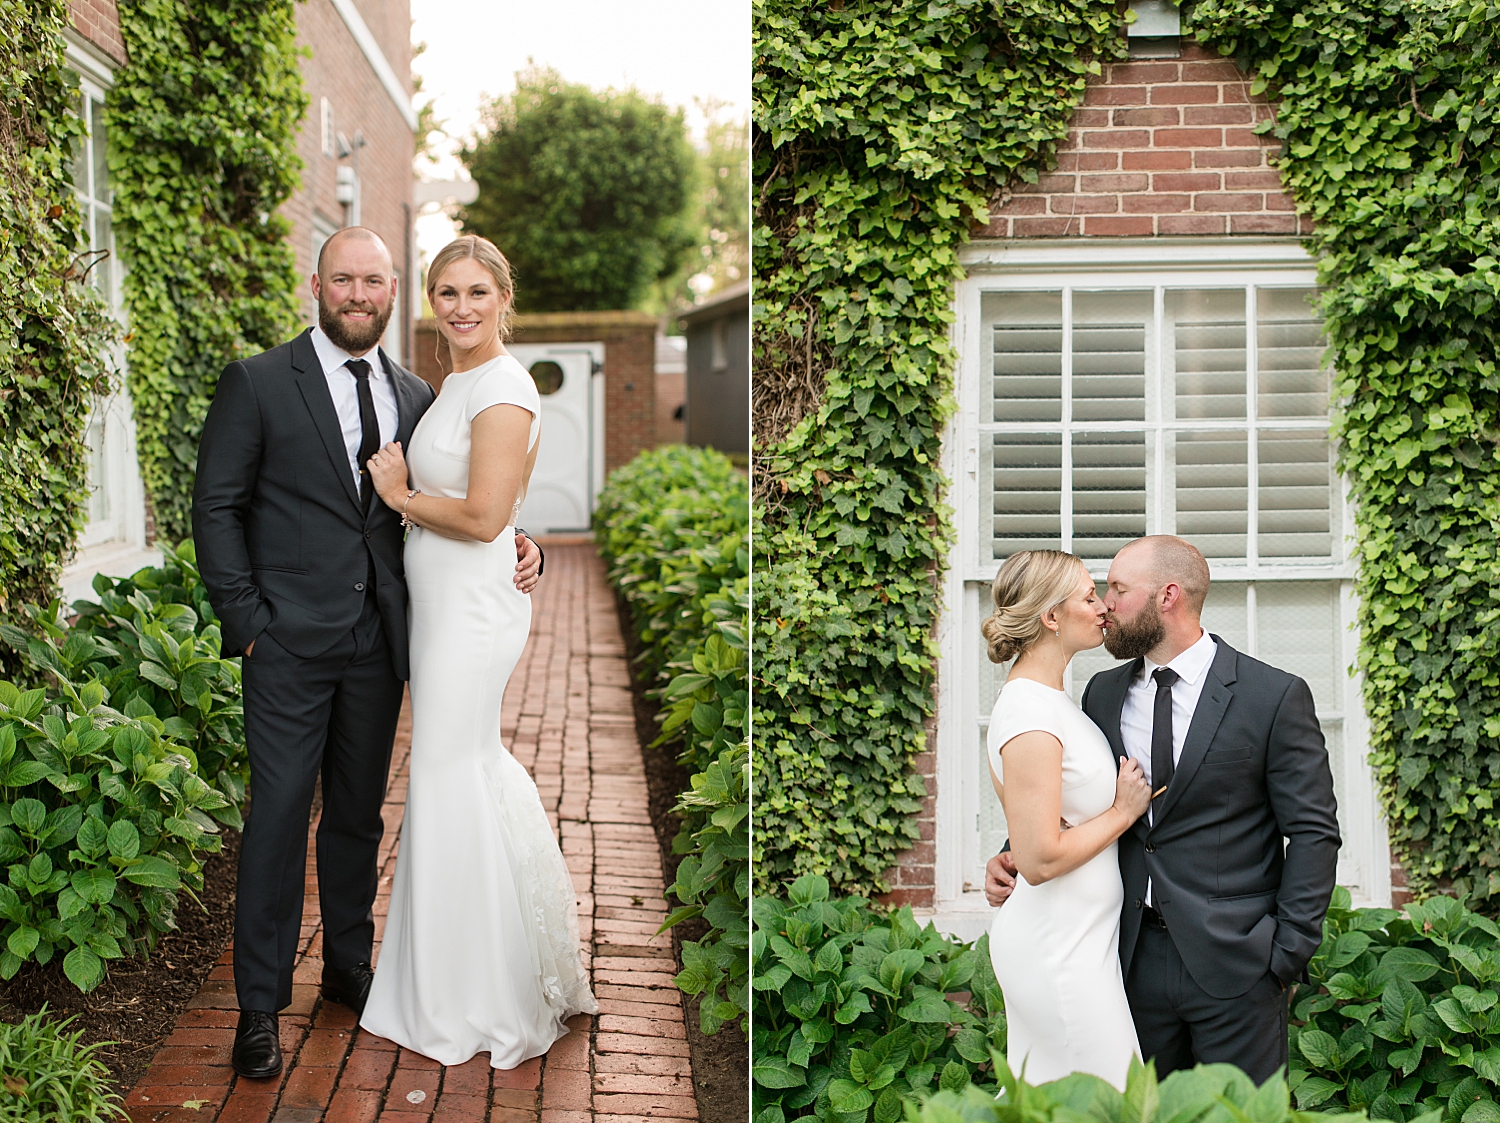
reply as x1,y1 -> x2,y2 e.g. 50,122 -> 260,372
0,0 -> 116,617
752,0 -> 1129,896
755,0 -> 1500,909
108,0 -> 307,544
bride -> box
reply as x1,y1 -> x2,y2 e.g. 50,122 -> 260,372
984,549 -> 1150,1089
360,234 -> 597,1067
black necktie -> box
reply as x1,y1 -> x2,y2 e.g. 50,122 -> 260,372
347,358 -> 378,511
1151,667 -> 1180,805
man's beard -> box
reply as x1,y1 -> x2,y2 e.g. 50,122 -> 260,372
319,291 -> 392,353
1103,599 -> 1165,660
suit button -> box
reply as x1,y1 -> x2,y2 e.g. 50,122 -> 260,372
1134,898 -> 1142,909
1145,842 -> 1156,853
365,531 -> 372,539
354,582 -> 365,592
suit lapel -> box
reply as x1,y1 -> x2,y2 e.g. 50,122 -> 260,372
1097,659 -> 1140,765
1154,636 -> 1239,825
291,329 -> 362,514
1094,659 -> 1148,843
384,348 -> 422,449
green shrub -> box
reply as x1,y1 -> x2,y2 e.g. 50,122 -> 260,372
1290,889 -> 1500,1121
0,1008 -> 126,1122
2,540 -> 247,829
0,540 -> 243,992
752,875 -> 1007,1123
595,445 -> 750,1036
662,742 -> 749,1035
915,1051 -> 1371,1123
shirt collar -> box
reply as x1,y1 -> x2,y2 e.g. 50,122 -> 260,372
1139,628 -> 1217,687
310,325 -> 381,381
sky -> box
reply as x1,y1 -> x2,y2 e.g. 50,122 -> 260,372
408,0 -> 751,265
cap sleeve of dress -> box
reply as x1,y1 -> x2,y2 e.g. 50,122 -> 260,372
986,683 -> 1068,784
465,356 -> 541,423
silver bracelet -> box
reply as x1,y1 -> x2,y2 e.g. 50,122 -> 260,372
401,489 -> 422,529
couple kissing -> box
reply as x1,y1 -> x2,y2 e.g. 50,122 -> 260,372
982,536 -> 1340,1089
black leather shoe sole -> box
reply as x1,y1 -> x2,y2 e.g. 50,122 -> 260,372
232,1052 -> 283,1080
319,981 -> 368,1015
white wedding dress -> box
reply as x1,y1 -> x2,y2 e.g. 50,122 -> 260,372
360,353 -> 597,1068
987,677 -> 1140,1089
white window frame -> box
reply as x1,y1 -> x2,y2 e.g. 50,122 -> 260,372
321,97 -> 336,158
930,238 -> 1391,940
60,33 -> 159,603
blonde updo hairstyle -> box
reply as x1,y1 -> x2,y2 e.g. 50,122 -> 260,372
426,234 -> 517,346
981,549 -> 1090,664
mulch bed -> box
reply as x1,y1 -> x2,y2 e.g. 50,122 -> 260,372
615,595 -> 750,1123
0,828 -> 241,1095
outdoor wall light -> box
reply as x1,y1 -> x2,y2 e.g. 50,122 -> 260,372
1126,0 -> 1181,58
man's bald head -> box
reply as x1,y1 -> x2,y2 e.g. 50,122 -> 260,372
317,226 -> 391,278
1117,535 -> 1211,613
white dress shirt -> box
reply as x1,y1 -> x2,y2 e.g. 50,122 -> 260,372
1118,627 -> 1217,904
310,325 -> 399,489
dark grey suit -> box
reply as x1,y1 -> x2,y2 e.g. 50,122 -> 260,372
193,329 -> 436,1012
1081,636 -> 1341,1081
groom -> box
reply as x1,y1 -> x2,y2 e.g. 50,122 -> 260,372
193,227 -> 543,1079
987,535 -> 1340,1083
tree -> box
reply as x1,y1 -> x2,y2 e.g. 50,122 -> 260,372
459,67 -> 697,313
650,98 -> 749,317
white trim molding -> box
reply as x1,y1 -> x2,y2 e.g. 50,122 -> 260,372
63,29 -> 118,88
960,236 -> 1315,274
328,0 -> 418,132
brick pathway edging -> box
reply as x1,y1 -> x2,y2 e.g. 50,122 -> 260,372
123,543 -> 699,1123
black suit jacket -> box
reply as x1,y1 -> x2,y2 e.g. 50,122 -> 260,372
191,329 -> 437,680
1080,637 -> 1341,999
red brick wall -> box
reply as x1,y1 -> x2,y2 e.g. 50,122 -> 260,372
414,313 -> 659,473
979,43 -> 1310,239
69,0 -> 126,64
881,721 -> 938,909
283,0 -> 414,352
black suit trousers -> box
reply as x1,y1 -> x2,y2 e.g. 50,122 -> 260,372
1127,923 -> 1290,1084
234,595 -> 401,1012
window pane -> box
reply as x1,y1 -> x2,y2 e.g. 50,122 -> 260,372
1073,290 -> 1150,423
93,209 -> 113,303
1173,429 -> 1247,558
987,432 -> 1061,559
1073,431 -> 1146,561
1201,581 -> 1249,652
86,412 -> 109,524
1168,288 -> 1246,421
1258,288 -> 1327,420
1258,430 -> 1333,557
70,89 -> 89,196
985,291 -> 1061,423
977,729 -> 1008,885
1256,581 -> 1339,711
90,96 -> 110,205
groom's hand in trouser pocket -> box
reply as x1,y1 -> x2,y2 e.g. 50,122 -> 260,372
986,850 -> 1019,907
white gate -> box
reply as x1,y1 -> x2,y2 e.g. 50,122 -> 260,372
506,342 -> 604,533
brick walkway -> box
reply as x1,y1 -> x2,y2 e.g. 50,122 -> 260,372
122,542 -> 697,1123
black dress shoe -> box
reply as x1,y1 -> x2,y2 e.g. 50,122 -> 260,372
321,961 -> 375,1015
232,1010 -> 282,1079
